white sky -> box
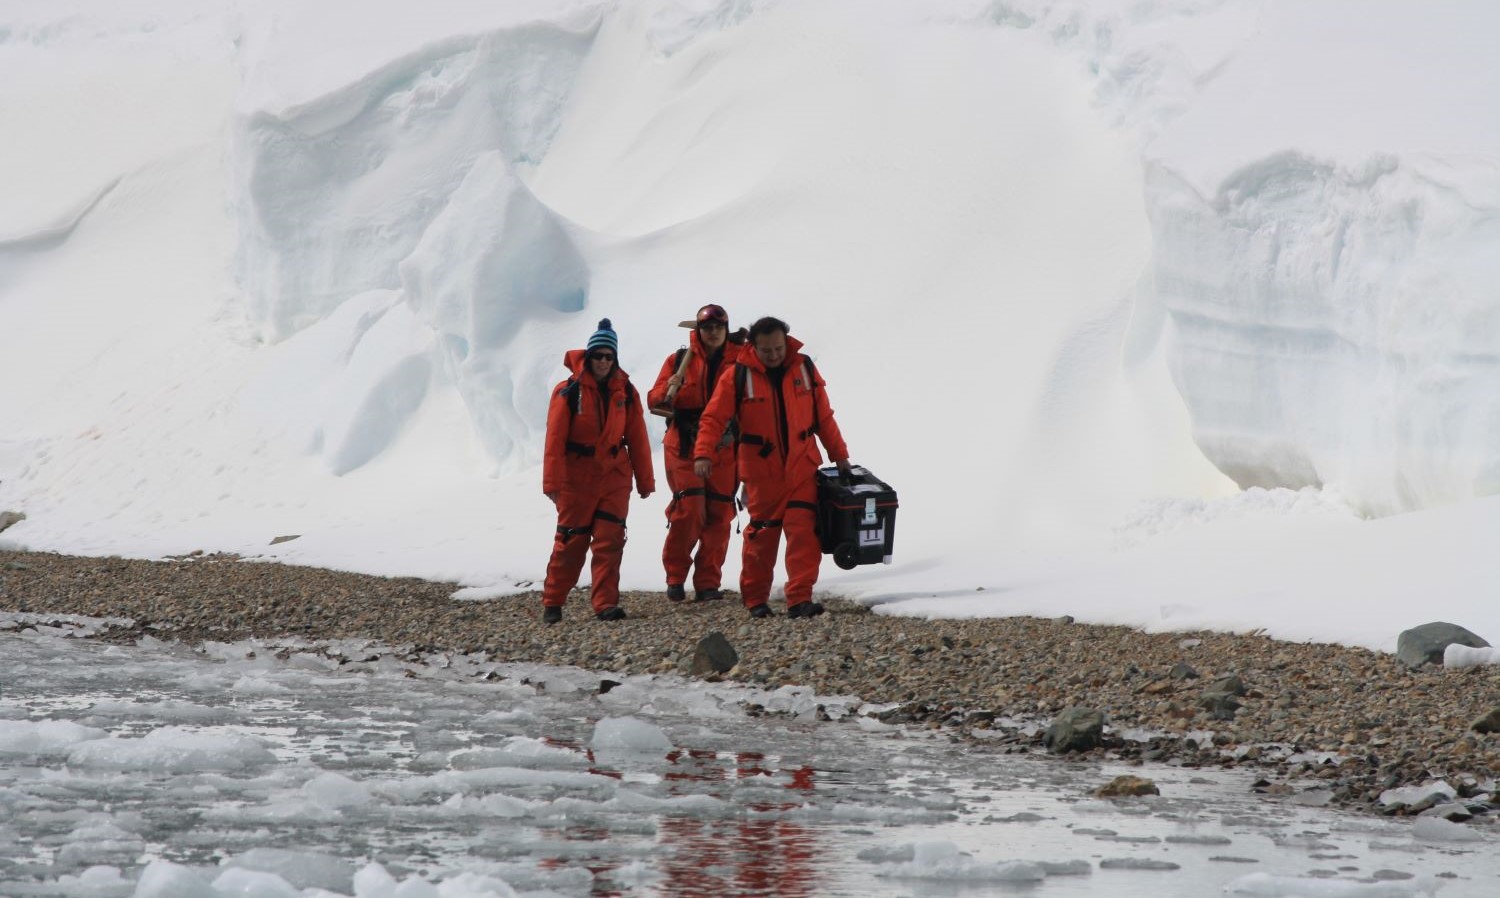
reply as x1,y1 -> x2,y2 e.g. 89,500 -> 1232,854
1,0 -> 1498,656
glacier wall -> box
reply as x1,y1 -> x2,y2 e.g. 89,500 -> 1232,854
230,9 -> 603,473
225,0 -> 1500,513
1149,155 -> 1500,515
233,16 -> 600,341
1126,1 -> 1500,515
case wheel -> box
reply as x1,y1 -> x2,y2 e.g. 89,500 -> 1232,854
833,542 -> 862,570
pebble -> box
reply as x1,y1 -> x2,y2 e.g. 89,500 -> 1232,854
1,548 -> 1497,816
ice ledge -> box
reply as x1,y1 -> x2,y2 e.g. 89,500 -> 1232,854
1147,151 -> 1500,515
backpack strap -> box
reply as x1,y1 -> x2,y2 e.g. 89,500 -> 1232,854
559,377 -> 582,416
798,358 -> 821,440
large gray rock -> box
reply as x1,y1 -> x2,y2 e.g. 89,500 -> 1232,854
691,632 -> 738,676
1169,663 -> 1200,680
1208,673 -> 1247,696
1396,622 -> 1490,669
0,511 -> 25,534
1199,690 -> 1242,721
1044,707 -> 1106,754
1471,708 -> 1500,734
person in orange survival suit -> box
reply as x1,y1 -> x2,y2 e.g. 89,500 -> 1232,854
692,316 -> 851,619
541,318 -> 655,625
647,303 -> 745,604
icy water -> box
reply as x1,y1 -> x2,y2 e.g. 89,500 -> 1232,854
0,615 -> 1496,898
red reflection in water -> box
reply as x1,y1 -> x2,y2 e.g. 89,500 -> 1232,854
533,739 -> 825,896
652,751 -> 822,898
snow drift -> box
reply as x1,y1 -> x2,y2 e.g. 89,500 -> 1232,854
3,0 -> 1500,649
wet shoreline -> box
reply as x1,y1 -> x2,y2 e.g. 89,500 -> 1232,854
2,548 -> 1497,816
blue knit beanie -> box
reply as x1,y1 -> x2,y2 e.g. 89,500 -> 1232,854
586,318 -> 618,354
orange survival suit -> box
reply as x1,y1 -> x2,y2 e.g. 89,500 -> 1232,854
647,331 -> 742,596
541,349 -> 655,614
692,335 -> 849,611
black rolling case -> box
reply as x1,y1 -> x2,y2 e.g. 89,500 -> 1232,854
815,465 -> 898,569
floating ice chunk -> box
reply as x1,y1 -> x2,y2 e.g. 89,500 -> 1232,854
449,737 -> 586,770
284,651 -> 340,672
1226,871 -> 1441,896
1411,816 -> 1482,843
352,862 -> 399,898
48,865 -> 131,898
374,765 -> 618,804
439,791 -> 534,818
605,860 -> 661,888
871,841 -> 1047,882
232,675 -> 292,695
1376,780 -> 1455,809
85,699 -> 234,724
1444,644 -> 1500,668
0,719 -> 108,755
590,717 -> 672,754
344,863 -> 521,898
224,848 -> 357,893
133,859 -> 216,898
67,726 -> 276,773
1290,788 -> 1334,807
429,871 -> 520,897
301,771 -> 373,808
56,818 -> 145,866
607,789 -> 733,817
762,686 -> 821,718
210,866 -> 302,897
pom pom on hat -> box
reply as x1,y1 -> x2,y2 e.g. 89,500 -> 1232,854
586,318 -> 618,354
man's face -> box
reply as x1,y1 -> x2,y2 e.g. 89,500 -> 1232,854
753,332 -> 786,368
697,320 -> 727,351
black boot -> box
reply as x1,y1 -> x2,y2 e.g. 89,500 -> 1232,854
747,603 -> 772,619
787,601 -> 825,619
694,588 -> 725,602
666,584 -> 687,603
542,606 -> 562,625
596,606 -> 628,622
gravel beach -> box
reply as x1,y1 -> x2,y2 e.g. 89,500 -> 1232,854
2,548 -> 1497,816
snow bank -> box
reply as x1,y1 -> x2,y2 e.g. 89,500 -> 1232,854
3,0 -> 1500,651
1444,643 -> 1500,669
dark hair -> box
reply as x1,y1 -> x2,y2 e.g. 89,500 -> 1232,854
748,316 -> 790,340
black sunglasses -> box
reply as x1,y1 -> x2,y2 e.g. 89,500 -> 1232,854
588,351 -> 616,362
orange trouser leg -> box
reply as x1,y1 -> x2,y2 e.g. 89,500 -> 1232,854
588,486 -> 631,614
694,465 -> 737,592
663,448 -> 737,591
740,477 -> 791,608
661,454 -> 706,587
782,477 -> 822,606
542,488 -> 599,607
740,517 -> 783,608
